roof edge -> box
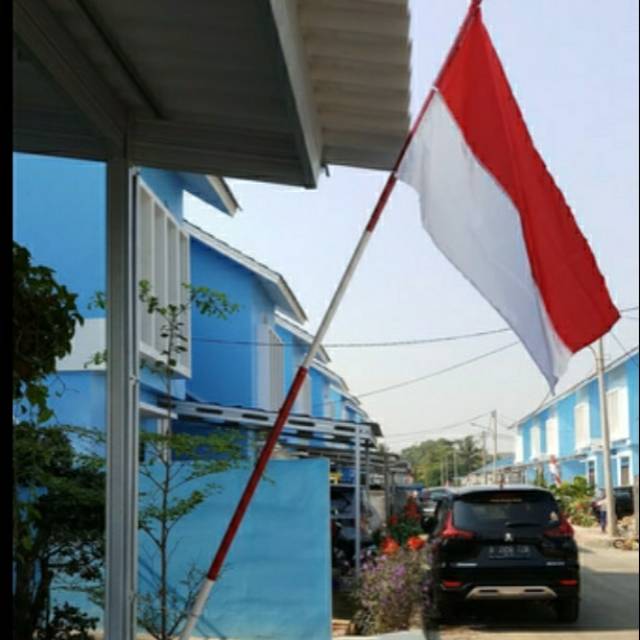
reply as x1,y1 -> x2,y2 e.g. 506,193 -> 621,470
185,221 -> 307,324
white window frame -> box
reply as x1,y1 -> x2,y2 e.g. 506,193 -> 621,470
574,402 -> 590,450
545,415 -> 559,456
617,453 -> 632,486
295,376 -> 312,415
137,179 -> 191,377
531,424 -> 541,460
267,328 -> 284,411
515,429 -> 524,463
606,386 -> 629,442
586,457 -> 597,486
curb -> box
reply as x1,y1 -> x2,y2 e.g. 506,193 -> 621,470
573,525 -> 616,549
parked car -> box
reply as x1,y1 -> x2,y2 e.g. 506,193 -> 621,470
422,485 -> 580,625
330,486 -> 383,564
419,486 -> 451,519
613,487 -> 634,518
590,486 -> 635,520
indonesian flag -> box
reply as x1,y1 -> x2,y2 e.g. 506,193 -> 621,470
397,4 -> 619,389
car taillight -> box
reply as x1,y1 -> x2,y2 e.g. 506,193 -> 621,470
441,580 -> 463,588
544,514 -> 574,539
441,511 -> 475,540
559,579 -> 578,586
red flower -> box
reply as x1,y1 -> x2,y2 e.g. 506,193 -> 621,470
381,536 -> 400,555
388,515 -> 398,526
406,536 -> 425,551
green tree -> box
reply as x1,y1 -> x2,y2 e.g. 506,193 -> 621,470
13,242 -> 83,422
12,242 -> 103,640
14,424 -> 104,639
90,281 -> 244,640
455,436 -> 483,476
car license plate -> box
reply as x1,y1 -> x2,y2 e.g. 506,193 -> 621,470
489,545 -> 531,559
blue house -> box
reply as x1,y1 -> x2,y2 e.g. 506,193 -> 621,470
13,152 -> 376,640
512,348 -> 639,488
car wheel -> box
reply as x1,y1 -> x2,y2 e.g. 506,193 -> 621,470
555,597 -> 579,623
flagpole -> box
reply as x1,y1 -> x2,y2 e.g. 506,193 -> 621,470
178,2 -> 484,638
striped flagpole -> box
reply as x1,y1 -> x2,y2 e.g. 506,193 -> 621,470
178,2 -> 484,638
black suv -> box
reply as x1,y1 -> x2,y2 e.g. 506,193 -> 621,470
422,485 -> 580,624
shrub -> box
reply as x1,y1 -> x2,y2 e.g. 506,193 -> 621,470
387,497 -> 423,545
567,498 -> 597,527
549,477 -> 595,525
352,546 -> 428,635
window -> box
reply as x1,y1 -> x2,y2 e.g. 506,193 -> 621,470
606,387 -> 629,441
574,402 -> 590,449
531,424 -> 541,459
545,416 -> 559,456
515,429 -> 524,463
587,460 -> 596,486
137,180 -> 190,373
295,377 -> 312,415
619,456 -> 631,486
267,328 -> 284,410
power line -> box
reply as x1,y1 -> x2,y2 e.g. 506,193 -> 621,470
610,331 -> 639,369
190,305 -> 639,350
357,341 -> 519,400
311,340 -> 518,413
382,411 -> 492,440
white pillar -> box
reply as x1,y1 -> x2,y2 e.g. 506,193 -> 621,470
105,158 -> 139,640
492,410 -> 498,484
354,424 -> 361,577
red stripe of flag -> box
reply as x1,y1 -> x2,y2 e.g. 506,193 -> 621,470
437,10 -> 620,352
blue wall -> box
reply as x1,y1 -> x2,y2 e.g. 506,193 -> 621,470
516,352 -> 638,488
13,154 -> 107,318
188,238 -> 260,406
139,458 -> 331,640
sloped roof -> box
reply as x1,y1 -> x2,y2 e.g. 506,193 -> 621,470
512,347 -> 639,429
179,174 -> 239,216
186,221 -> 306,324
274,313 -> 330,363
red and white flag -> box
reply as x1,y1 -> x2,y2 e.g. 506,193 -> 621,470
397,4 -> 619,389
548,455 -> 561,486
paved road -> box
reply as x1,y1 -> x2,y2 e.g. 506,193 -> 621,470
427,539 -> 639,640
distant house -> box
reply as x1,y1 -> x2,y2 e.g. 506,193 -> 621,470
462,454 -> 518,486
509,348 -> 639,488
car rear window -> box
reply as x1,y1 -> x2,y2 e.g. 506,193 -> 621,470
426,490 -> 448,501
453,491 -> 560,532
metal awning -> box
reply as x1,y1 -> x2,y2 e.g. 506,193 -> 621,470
14,0 -> 411,187
170,398 -> 410,488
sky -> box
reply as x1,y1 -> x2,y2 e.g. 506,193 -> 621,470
185,0 -> 639,455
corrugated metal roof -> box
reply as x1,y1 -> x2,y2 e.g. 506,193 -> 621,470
14,0 -> 412,186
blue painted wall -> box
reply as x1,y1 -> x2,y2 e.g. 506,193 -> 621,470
139,458 -> 331,640
13,153 -> 107,318
188,238 -> 260,406
515,352 -> 639,488
557,395 -> 575,457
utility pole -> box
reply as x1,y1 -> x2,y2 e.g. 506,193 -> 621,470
595,338 -> 617,536
491,410 -> 498,484
481,431 -> 487,484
